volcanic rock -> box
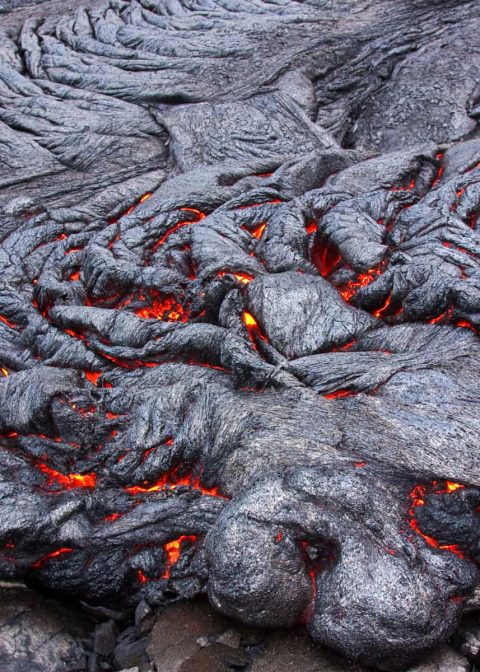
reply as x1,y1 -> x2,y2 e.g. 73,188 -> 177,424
0,0 -> 479,671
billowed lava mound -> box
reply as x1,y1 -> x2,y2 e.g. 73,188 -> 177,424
1,0 -> 480,669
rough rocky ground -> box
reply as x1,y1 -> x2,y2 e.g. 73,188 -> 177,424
0,583 -> 475,672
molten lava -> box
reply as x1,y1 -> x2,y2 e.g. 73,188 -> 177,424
134,293 -> 187,322
242,311 -> 268,350
38,464 -> 96,490
217,271 -> 253,284
339,266 -> 383,302
125,467 -> 224,498
250,223 -> 266,240
311,236 -> 341,278
85,371 -> 102,385
32,547 -> 73,569
150,207 -> 205,253
162,535 -> 197,579
408,482 -> 466,557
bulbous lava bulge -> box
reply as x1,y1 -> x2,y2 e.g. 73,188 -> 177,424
0,0 -> 480,669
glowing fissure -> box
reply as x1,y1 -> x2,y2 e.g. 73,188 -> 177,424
390,178 -> 415,192
338,265 -> 384,302
134,293 -> 187,322
217,270 -> 253,284
125,466 -> 225,498
150,207 -> 205,255
32,547 -> 73,569
242,311 -> 269,350
311,236 -> 342,278
162,535 -> 197,579
408,481 -> 466,557
324,389 -> 355,399
298,540 -> 319,625
38,463 -> 96,491
0,315 -> 19,330
431,152 -> 444,188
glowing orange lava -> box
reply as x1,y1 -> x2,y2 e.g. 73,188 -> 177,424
428,307 -> 454,324
134,294 -> 187,322
217,271 -> 253,285
242,311 -> 268,350
339,267 -> 382,302
32,547 -> 73,569
162,535 -> 197,579
150,207 -> 205,253
85,371 -> 102,385
372,293 -> 392,318
251,223 -> 266,240
0,315 -> 18,329
38,464 -> 96,490
391,178 -> 415,192
324,390 -> 354,399
125,468 -> 224,498
311,237 -> 341,278
408,482 -> 465,557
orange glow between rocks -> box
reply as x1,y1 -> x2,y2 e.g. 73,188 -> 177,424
0,315 -> 18,329
339,267 -> 383,302
428,307 -> 454,324
151,207 -> 205,253
85,371 -> 102,385
408,482 -> 466,557
32,547 -> 73,569
162,535 -> 197,579
372,293 -> 392,318
242,310 -> 268,350
38,463 -> 96,490
217,271 -> 253,285
134,295 -> 187,322
324,389 -> 354,399
250,223 -> 266,239
456,319 -> 477,333
125,468 -> 224,498
390,178 -> 415,192
311,237 -> 341,278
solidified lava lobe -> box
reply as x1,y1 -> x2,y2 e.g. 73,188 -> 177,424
408,482 -> 467,557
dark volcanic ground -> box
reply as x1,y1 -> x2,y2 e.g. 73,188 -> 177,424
1,0 -> 480,671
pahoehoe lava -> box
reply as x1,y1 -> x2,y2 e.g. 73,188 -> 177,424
1,0 -> 480,669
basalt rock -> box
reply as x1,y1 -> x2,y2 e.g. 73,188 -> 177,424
0,0 -> 480,670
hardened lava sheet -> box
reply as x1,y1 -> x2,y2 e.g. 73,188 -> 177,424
0,0 -> 480,669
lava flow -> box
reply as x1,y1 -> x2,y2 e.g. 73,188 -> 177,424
134,294 -> 187,322
242,311 -> 268,350
125,467 -> 225,498
162,535 -> 197,579
38,464 -> 97,491
408,482 -> 466,557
